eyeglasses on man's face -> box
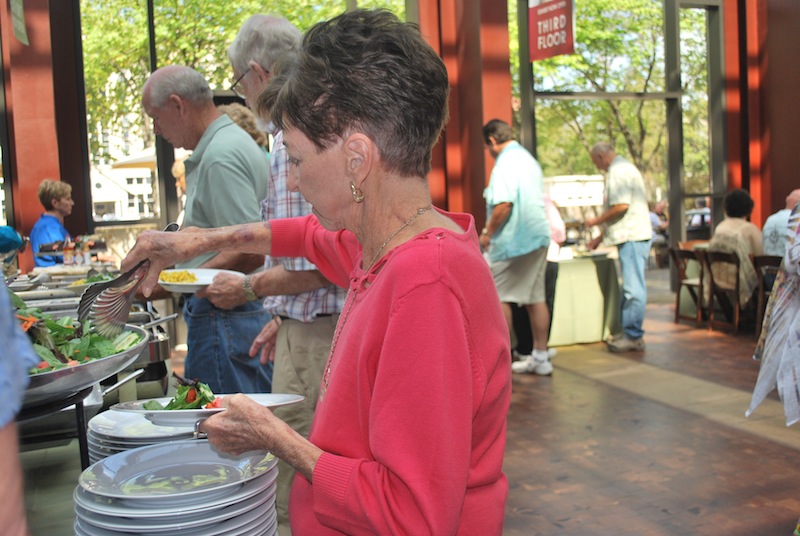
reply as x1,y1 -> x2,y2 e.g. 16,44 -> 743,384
230,68 -> 250,99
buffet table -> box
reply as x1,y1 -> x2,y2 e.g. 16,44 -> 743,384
18,386 -> 95,469
549,254 -> 621,346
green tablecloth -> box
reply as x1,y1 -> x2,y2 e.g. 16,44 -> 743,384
549,256 -> 621,346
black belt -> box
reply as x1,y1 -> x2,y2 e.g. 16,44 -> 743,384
279,314 -> 333,321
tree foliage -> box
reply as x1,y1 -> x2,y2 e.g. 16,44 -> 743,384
80,0 -> 405,165
507,0 -> 710,201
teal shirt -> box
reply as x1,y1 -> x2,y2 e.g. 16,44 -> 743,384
483,141 -> 550,262
180,115 -> 269,268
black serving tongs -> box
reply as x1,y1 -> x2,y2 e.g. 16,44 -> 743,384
77,222 -> 179,337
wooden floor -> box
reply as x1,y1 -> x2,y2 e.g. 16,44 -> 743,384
503,270 -> 800,535
20,267 -> 800,535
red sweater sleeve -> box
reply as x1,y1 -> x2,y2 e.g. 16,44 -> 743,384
269,215 -> 360,287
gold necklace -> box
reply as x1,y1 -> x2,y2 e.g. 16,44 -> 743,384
319,206 -> 432,400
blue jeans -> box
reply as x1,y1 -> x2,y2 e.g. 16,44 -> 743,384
617,240 -> 651,339
183,295 -> 273,394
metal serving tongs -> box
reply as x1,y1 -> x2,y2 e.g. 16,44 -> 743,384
77,222 -> 179,338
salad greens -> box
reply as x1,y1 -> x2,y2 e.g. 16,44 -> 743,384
143,380 -> 217,410
8,287 -> 143,374
69,272 -> 116,286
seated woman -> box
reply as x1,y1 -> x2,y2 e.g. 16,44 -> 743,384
29,179 -> 74,267
708,188 -> 763,306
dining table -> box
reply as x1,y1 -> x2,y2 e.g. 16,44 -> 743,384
548,252 -> 622,346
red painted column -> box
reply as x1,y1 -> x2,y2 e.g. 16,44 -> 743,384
762,0 -> 800,218
1,0 -> 61,272
479,0 -> 513,185
418,0 -> 512,227
745,0 -> 768,226
417,1 -> 448,210
722,0 -> 743,196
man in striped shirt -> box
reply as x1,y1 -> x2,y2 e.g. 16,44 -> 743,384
200,15 -> 347,535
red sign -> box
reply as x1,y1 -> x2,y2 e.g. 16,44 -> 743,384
528,0 -> 575,61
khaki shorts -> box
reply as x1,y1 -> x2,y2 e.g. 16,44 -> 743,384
490,247 -> 548,304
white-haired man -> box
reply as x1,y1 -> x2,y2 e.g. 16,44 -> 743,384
585,142 -> 652,352
142,65 -> 272,392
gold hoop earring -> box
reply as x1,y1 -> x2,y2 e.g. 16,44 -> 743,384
350,182 -> 365,203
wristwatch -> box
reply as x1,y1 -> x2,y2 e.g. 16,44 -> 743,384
242,274 -> 258,302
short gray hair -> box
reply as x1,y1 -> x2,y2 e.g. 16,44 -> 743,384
146,65 -> 213,108
591,141 -> 614,157
227,15 -> 302,75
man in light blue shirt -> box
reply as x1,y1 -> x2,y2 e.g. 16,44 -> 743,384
481,119 -> 552,376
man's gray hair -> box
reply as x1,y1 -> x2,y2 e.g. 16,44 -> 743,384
591,141 -> 615,157
227,14 -> 302,75
147,65 -> 213,108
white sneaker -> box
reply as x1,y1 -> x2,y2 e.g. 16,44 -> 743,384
511,351 -> 553,376
514,348 -> 557,360
606,336 -> 645,353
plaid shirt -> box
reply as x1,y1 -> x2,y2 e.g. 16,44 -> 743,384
260,129 -> 346,321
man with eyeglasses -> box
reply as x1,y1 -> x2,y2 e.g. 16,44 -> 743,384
229,67 -> 250,100
141,65 -> 273,394
199,15 -> 347,535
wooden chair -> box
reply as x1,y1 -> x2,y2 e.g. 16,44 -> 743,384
678,239 -> 709,251
668,247 -> 704,326
704,250 -> 742,334
753,255 -> 783,339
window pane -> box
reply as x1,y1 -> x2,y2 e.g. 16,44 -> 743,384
81,1 -> 159,224
680,7 -> 711,197
79,0 -> 409,228
534,98 -> 667,196
533,0 -> 665,93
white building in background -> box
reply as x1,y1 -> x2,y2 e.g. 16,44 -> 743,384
0,177 -> 7,226
89,141 -> 190,223
544,174 -> 605,247
544,174 -> 605,210
90,165 -> 154,222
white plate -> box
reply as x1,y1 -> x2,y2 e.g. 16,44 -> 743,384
75,498 -> 275,536
158,269 -> 243,293
87,431 -> 192,449
75,485 -> 276,532
111,393 -> 304,427
89,410 -> 194,441
86,443 -> 121,459
74,464 -> 277,518
79,440 -> 275,503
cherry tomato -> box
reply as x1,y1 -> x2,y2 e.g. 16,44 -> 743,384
186,388 -> 197,403
205,397 -> 222,409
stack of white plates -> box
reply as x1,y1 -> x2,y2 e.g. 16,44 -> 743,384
74,440 -> 278,536
86,410 -> 195,464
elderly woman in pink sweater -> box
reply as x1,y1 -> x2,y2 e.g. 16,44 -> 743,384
121,9 -> 511,535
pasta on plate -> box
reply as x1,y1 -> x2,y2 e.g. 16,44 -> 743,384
159,270 -> 198,283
